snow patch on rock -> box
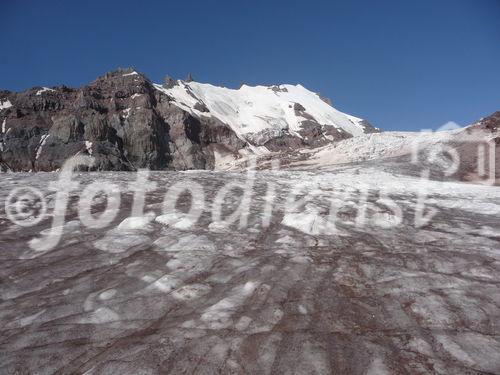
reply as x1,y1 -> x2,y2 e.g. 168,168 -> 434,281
0,99 -> 13,110
35,134 -> 50,160
36,87 -> 55,96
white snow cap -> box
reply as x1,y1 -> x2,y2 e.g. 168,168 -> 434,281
154,80 -> 369,138
36,87 -> 55,96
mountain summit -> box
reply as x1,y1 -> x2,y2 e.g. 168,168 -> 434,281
0,68 -> 377,172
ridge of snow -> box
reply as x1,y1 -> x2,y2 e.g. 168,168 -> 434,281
36,87 -> 55,96
123,71 -> 138,77
154,81 -> 367,139
1,118 -> 6,134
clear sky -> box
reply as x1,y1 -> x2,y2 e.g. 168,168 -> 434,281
1,0 -> 499,131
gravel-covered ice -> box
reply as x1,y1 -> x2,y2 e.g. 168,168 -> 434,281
0,167 -> 499,373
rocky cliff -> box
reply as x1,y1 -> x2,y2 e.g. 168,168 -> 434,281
0,68 -> 377,172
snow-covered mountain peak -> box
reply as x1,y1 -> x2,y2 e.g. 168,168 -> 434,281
154,79 -> 377,149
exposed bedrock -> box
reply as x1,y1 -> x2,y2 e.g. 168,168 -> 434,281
0,68 -> 381,172
0,69 -> 247,171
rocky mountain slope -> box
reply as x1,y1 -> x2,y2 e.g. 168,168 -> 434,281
0,68 -> 377,172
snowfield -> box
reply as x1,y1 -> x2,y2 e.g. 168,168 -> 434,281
295,131 -> 453,166
155,81 -> 369,138
1,160 -> 500,374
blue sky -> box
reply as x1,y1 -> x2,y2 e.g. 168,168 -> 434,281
1,0 -> 499,131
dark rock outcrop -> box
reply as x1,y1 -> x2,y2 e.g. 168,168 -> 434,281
454,112 -> 500,183
163,75 -> 177,89
0,68 -> 244,171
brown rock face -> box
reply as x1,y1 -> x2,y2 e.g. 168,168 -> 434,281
453,112 -> 500,184
0,68 -> 245,171
468,111 -> 500,133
